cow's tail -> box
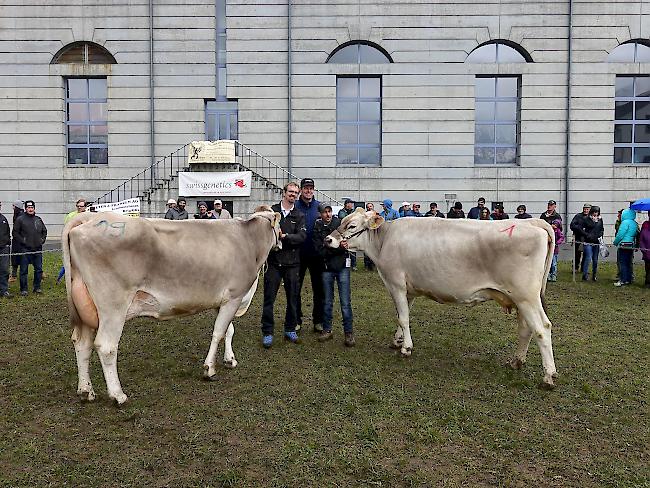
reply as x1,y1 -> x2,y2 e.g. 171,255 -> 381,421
528,219 -> 555,314
63,217 -> 83,328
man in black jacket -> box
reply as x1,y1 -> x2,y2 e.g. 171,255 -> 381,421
570,203 -> 591,272
0,202 -> 11,297
261,182 -> 307,348
13,200 -> 47,295
313,204 -> 355,347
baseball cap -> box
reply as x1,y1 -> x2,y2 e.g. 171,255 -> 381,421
318,203 -> 332,213
300,178 -> 315,188
197,201 -> 207,207
167,199 -> 176,205
344,198 -> 353,205
582,203 -> 591,208
13,200 -> 23,208
547,200 -> 557,206
24,200 -> 35,208
214,199 -> 223,205
401,201 -> 410,207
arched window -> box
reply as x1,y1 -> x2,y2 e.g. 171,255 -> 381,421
327,41 -> 390,165
466,41 -> 531,165
51,41 -> 117,65
607,40 -> 650,63
610,41 -> 650,163
466,41 -> 531,64
326,41 -> 392,64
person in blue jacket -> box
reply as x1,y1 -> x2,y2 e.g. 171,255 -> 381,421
613,208 -> 639,287
380,199 -> 400,221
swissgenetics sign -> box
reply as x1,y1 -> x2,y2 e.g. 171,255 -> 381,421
178,171 -> 252,197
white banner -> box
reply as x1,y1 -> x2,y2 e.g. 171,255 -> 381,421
91,198 -> 140,217
178,171 -> 252,197
188,140 -> 236,164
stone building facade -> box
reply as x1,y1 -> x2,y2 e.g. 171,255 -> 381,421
1,0 -> 649,237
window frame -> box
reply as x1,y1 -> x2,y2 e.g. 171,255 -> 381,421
473,75 -> 521,166
613,75 -> 650,165
205,100 -> 239,141
335,75 -> 382,166
65,77 -> 108,166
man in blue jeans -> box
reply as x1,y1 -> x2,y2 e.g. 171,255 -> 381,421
12,200 -> 47,296
313,203 -> 355,347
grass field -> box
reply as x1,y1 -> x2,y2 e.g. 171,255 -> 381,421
0,254 -> 648,487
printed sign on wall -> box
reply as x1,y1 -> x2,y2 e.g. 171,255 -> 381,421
187,140 -> 236,164
178,171 -> 252,197
91,198 -> 141,217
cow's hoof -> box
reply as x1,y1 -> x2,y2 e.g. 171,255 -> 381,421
552,371 -> 559,379
203,364 -> 217,380
113,393 -> 128,406
508,358 -> 525,370
389,341 -> 403,350
538,380 -> 556,391
223,358 -> 238,369
400,347 -> 412,358
77,389 -> 96,402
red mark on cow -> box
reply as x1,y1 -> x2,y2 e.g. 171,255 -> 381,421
234,179 -> 246,188
500,224 -> 515,237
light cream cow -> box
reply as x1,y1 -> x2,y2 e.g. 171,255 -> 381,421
63,207 -> 281,404
326,209 -> 558,389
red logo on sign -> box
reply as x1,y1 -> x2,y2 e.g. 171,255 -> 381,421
234,179 -> 246,188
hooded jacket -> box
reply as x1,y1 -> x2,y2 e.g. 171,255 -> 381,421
613,209 -> 638,247
380,199 -> 400,221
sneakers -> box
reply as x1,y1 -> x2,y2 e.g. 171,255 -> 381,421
613,281 -> 628,287
33,288 -> 42,294
344,333 -> 356,347
295,323 -> 301,332
1,291 -> 11,298
547,275 -> 557,282
313,323 -> 323,333
20,290 -> 28,296
262,335 -> 273,349
284,331 -> 299,343
317,330 -> 333,342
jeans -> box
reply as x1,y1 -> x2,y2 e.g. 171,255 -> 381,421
322,267 -> 353,333
0,245 -> 9,294
19,249 -> 43,292
582,243 -> 599,278
618,248 -> 634,284
297,254 -> 324,326
261,263 -> 300,336
550,254 -> 558,278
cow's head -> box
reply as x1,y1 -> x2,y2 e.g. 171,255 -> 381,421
253,206 -> 283,251
326,207 -> 384,250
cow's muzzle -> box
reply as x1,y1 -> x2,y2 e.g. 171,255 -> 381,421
325,230 -> 342,248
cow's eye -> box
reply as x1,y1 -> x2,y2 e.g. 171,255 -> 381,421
348,224 -> 356,230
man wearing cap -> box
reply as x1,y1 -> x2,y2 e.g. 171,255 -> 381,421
261,182 -> 306,348
194,201 -> 212,219
210,199 -> 231,219
164,199 -> 177,219
447,201 -> 465,219
295,177 -> 325,332
313,203 -> 355,347
411,203 -> 423,217
400,202 -> 415,217
9,200 -> 23,282
13,200 -> 47,295
540,200 -> 562,226
467,197 -> 488,220
0,201 -> 11,297
570,203 -> 592,272
424,202 -> 445,218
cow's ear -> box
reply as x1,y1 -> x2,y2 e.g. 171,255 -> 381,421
354,207 -> 364,214
273,212 -> 281,226
368,214 -> 385,229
